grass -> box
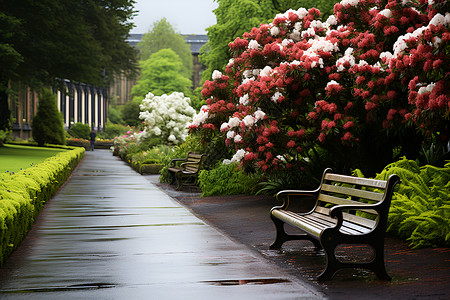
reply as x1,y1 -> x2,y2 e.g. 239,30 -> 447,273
0,144 -> 67,173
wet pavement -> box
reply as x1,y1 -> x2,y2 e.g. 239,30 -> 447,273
0,150 -> 323,299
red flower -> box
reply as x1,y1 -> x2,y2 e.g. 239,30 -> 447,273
286,140 -> 296,148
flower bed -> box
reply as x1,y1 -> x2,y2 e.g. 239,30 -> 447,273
0,147 -> 85,265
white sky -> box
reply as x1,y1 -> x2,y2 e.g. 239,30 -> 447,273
130,0 -> 219,35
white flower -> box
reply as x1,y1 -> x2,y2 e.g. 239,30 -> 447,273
340,0 -> 360,6
379,9 -> 393,18
220,122 -> 229,132
248,40 -> 260,49
228,117 -> 240,128
242,115 -> 255,127
234,134 -> 242,143
296,8 -> 308,19
270,26 -> 280,36
260,66 -> 273,77
310,20 -> 324,29
239,94 -> 250,105
430,13 -> 444,26
168,135 -> 176,142
226,131 -> 236,139
254,110 -> 266,121
212,70 -> 222,80
326,15 -> 337,26
229,149 -> 247,163
271,91 -> 283,102
326,80 -> 340,88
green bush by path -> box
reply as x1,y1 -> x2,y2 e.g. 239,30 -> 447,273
355,157 -> 450,249
0,144 -> 67,173
0,146 -> 85,265
67,123 -> 91,139
198,162 -> 262,197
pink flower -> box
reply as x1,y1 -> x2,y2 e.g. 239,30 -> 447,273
286,140 -> 296,148
343,121 -> 354,129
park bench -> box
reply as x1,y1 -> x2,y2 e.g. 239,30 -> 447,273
270,168 -> 400,281
168,152 -> 205,190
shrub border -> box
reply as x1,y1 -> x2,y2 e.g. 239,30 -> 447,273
0,146 -> 85,265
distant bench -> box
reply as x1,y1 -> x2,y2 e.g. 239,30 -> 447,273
168,152 -> 205,190
270,168 -> 400,281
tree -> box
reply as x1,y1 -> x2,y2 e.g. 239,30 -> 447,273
200,0 -> 338,83
32,89 -> 66,146
131,49 -> 192,101
137,18 -> 193,79
0,0 -> 138,130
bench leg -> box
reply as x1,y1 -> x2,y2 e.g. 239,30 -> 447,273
318,235 -> 392,281
269,215 -> 322,250
371,242 -> 392,281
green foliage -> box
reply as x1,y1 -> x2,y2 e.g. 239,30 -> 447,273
159,135 -> 205,183
122,97 -> 142,127
0,146 -> 84,265
31,89 -> 66,146
356,157 -> 450,249
131,49 -> 192,101
107,106 -> 124,124
68,122 -> 91,139
137,18 -> 193,79
96,123 -> 131,139
0,0 -> 137,89
198,162 -> 262,196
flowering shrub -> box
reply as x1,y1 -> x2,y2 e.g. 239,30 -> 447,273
189,0 -> 449,177
139,92 -> 196,145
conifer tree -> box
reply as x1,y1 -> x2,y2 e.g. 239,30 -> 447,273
32,89 -> 66,146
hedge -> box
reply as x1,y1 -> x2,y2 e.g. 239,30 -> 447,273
0,146 -> 85,265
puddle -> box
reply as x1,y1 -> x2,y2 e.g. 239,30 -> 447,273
202,278 -> 291,286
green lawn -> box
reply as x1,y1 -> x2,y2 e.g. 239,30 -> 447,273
0,144 -> 67,173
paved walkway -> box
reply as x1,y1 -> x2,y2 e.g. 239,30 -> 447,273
0,150 -> 323,299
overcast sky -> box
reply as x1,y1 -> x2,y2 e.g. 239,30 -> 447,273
130,0 -> 219,35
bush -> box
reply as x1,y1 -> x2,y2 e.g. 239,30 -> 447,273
32,88 -> 66,146
66,137 -> 90,150
0,147 -> 84,265
68,123 -> 91,139
198,162 -> 262,196
97,123 -> 131,139
355,157 -> 450,249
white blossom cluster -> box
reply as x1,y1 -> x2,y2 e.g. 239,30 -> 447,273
223,149 -> 247,165
139,92 -> 196,144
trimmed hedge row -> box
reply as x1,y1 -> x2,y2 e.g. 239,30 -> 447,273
0,146 -> 85,265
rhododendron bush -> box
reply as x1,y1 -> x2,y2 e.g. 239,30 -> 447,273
189,0 -> 449,177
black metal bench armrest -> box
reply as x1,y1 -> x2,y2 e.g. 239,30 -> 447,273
275,189 -> 320,211
329,203 -> 382,229
169,158 -> 187,168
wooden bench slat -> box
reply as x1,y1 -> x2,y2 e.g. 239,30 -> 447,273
321,183 -> 384,202
318,194 -> 378,215
313,206 -> 377,229
324,173 -> 387,189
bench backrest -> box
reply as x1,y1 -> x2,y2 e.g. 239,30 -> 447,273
182,152 -> 205,173
316,168 -> 399,228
